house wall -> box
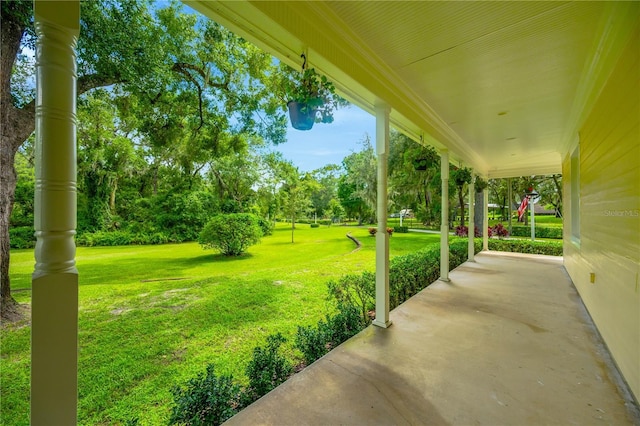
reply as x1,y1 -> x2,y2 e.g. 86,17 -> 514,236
563,26 -> 639,401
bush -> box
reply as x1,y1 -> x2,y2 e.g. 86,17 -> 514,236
169,364 -> 241,426
386,227 -> 394,236
368,227 -> 377,236
318,219 -> 332,226
76,230 -> 134,247
243,333 -> 293,404
9,226 -> 35,249
394,226 -> 409,233
199,214 -> 262,256
454,225 -> 481,237
510,225 -> 562,239
295,303 -> 363,366
488,239 -> 562,256
256,217 -> 274,236
310,223 -> 320,228
327,239 -> 480,324
490,223 -> 509,238
327,272 -> 375,325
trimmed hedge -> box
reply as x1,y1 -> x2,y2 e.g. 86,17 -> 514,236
171,236 -> 563,424
488,239 -> 562,256
510,225 -> 562,239
9,226 -> 35,249
310,223 -> 320,228
394,226 -> 409,233
327,239 -> 480,325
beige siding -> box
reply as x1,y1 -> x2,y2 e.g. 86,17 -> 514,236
564,26 -> 640,400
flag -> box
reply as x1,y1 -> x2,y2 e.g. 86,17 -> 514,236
517,196 -> 529,220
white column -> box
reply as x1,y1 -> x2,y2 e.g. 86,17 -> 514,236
507,177 -> 513,235
373,105 -> 391,328
440,151 -> 450,281
468,171 -> 475,261
483,184 -> 489,251
32,2 -> 79,424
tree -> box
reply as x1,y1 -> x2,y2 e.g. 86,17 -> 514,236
1,0 -> 289,317
279,164 -> 312,243
451,167 -> 472,226
198,213 -> 262,256
308,164 -> 340,218
388,132 -> 439,225
341,136 -> 376,223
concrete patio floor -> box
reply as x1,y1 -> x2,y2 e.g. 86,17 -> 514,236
227,251 -> 640,426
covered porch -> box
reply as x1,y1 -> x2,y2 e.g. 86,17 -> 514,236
227,251 -> 639,425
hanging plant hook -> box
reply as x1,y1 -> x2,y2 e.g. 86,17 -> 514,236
301,53 -> 307,71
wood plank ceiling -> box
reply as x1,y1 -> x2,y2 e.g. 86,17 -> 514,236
188,1 -> 638,178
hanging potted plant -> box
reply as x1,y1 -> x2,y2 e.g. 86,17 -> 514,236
412,158 -> 429,171
282,55 -> 342,131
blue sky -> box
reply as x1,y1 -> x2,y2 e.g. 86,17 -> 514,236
276,104 -> 376,172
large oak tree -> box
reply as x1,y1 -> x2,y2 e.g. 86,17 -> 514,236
1,0 -> 287,319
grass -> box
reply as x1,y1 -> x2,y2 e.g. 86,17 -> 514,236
1,224 -> 440,425
488,215 -> 563,228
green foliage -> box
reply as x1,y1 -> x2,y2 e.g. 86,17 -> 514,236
318,219 -> 332,226
76,230 -> 135,247
452,167 -> 473,187
256,217 -> 274,236
295,303 -> 363,365
243,333 -> 293,404
8,226 -> 34,249
327,240 -> 478,324
310,223 -> 320,228
394,226 -> 409,233
168,364 -> 241,426
488,239 -> 562,256
327,272 -> 375,325
199,214 -> 262,256
295,324 -> 328,366
509,226 -> 562,239
280,66 -> 344,124
475,176 -> 488,192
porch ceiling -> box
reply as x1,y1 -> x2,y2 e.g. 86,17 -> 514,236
187,1 -> 639,178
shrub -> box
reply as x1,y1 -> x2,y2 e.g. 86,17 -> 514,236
256,217 -> 274,236
76,230 -> 134,247
310,223 -> 320,228
394,226 -> 409,233
455,225 -> 481,237
295,303 -> 363,366
318,219 -> 332,226
490,223 -> 509,238
169,364 -> 241,426
386,227 -> 394,236
295,324 -> 329,366
243,333 -> 293,404
327,272 -> 375,325
488,239 -> 562,256
9,226 -> 35,249
368,227 -> 377,236
510,225 -> 562,239
199,213 -> 262,256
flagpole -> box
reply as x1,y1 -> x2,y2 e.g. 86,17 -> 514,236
530,198 -> 535,241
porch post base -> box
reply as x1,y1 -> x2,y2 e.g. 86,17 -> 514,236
373,319 -> 393,328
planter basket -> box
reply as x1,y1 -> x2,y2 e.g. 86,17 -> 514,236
413,158 -> 429,171
288,101 -> 317,131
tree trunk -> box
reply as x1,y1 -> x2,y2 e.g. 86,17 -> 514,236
457,187 -> 465,227
1,9 -> 34,319
474,190 -> 484,236
1,6 -> 121,319
109,178 -> 118,213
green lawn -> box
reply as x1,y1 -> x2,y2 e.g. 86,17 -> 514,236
1,224 -> 440,425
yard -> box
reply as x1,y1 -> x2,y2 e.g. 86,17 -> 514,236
1,224 -> 440,425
